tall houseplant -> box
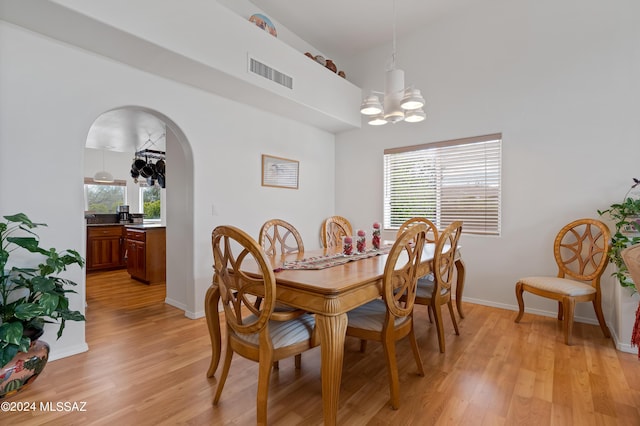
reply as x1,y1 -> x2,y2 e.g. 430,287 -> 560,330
598,178 -> 640,292
0,213 -> 85,368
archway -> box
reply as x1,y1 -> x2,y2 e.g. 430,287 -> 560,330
84,106 -> 194,314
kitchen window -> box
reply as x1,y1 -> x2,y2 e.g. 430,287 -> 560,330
84,178 -> 127,213
383,133 -> 502,236
139,184 -> 161,222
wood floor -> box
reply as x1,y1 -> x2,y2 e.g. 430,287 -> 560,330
5,269 -> 640,425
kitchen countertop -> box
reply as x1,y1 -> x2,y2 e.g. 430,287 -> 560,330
87,223 -> 165,229
125,224 -> 166,229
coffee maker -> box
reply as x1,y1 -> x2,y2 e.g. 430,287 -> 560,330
118,205 -> 130,223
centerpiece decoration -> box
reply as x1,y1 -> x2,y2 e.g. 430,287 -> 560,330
356,230 -> 366,253
372,222 -> 381,249
343,236 -> 353,256
0,213 -> 85,398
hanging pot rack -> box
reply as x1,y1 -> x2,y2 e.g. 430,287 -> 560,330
135,148 -> 165,160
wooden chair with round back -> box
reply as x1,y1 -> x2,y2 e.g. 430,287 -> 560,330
259,218 -> 304,257
515,218 -> 611,345
345,223 -> 427,409
397,217 -> 439,244
320,215 -> 353,249
210,225 -> 318,425
257,218 -> 306,369
414,221 -> 462,353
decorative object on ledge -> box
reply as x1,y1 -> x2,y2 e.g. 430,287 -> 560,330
249,13 -> 277,37
360,0 -> 425,125
131,149 -> 166,188
304,52 -> 346,79
261,154 -> 299,189
598,178 -> 640,291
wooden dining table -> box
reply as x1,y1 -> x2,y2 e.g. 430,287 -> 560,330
205,243 -> 465,425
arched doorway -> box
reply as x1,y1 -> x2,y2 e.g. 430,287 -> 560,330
84,106 -> 194,313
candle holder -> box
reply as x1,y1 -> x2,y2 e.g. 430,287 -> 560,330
372,222 -> 381,249
356,230 -> 366,253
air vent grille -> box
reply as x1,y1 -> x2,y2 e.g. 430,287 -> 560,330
249,57 -> 293,89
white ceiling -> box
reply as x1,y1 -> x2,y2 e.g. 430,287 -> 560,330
87,0 -> 468,152
85,109 -> 166,153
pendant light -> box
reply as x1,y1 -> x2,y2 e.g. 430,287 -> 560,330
93,148 -> 114,183
360,0 -> 426,125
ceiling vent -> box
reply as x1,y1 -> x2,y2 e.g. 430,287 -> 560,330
248,56 -> 293,89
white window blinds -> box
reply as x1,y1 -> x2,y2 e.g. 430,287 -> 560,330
384,134 -> 502,236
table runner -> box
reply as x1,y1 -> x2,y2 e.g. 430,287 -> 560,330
279,245 -> 393,270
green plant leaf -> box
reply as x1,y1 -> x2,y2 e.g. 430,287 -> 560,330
0,322 -> 23,345
31,276 -> 55,293
0,345 -> 19,368
38,293 -> 60,315
3,213 -> 46,229
14,303 -> 46,320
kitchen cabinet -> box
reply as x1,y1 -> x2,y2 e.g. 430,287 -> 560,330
86,225 -> 125,272
125,227 -> 166,284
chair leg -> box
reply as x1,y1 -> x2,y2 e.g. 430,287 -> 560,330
557,301 -> 564,321
382,332 -> 400,410
514,282 -> 525,323
256,354 -> 273,426
213,342 -> 234,405
409,320 -> 425,376
427,306 -> 434,323
295,354 -> 302,369
562,296 -> 575,345
592,294 -> 611,338
447,300 -> 460,336
359,339 -> 368,353
432,301 -> 446,353
272,361 -> 279,369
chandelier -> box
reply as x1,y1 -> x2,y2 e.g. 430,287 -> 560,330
359,0 -> 425,126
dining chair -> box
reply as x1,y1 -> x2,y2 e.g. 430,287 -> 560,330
515,218 -> 611,345
345,223 -> 427,410
397,217 -> 438,244
414,221 -> 462,353
321,215 -> 353,248
257,218 -> 306,369
210,225 -> 318,425
259,218 -> 305,257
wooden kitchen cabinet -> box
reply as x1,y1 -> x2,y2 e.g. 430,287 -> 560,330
125,227 -> 166,284
86,225 -> 125,272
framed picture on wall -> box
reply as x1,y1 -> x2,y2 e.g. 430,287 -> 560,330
262,154 -> 299,189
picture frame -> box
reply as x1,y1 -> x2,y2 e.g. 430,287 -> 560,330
262,154 -> 299,189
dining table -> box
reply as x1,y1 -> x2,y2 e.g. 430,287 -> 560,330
205,242 -> 465,425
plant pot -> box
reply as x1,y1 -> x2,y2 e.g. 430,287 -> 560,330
0,340 -> 49,399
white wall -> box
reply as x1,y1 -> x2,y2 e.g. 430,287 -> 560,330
0,21 -> 336,361
337,0 -> 640,328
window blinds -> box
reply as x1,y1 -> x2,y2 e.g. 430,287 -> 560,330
383,134 -> 502,236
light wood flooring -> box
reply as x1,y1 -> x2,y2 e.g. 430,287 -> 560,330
4,269 -> 640,425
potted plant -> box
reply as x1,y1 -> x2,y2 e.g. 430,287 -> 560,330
598,178 -> 640,291
0,213 -> 85,398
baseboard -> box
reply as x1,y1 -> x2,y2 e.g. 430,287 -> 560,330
610,326 -> 639,354
164,297 -> 186,311
48,342 -> 89,363
462,297 -> 601,326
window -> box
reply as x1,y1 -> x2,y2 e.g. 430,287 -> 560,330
383,134 -> 502,236
140,185 -> 161,221
84,178 -> 127,213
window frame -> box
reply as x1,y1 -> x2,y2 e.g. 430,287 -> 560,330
383,133 -> 502,236
83,178 -> 127,213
